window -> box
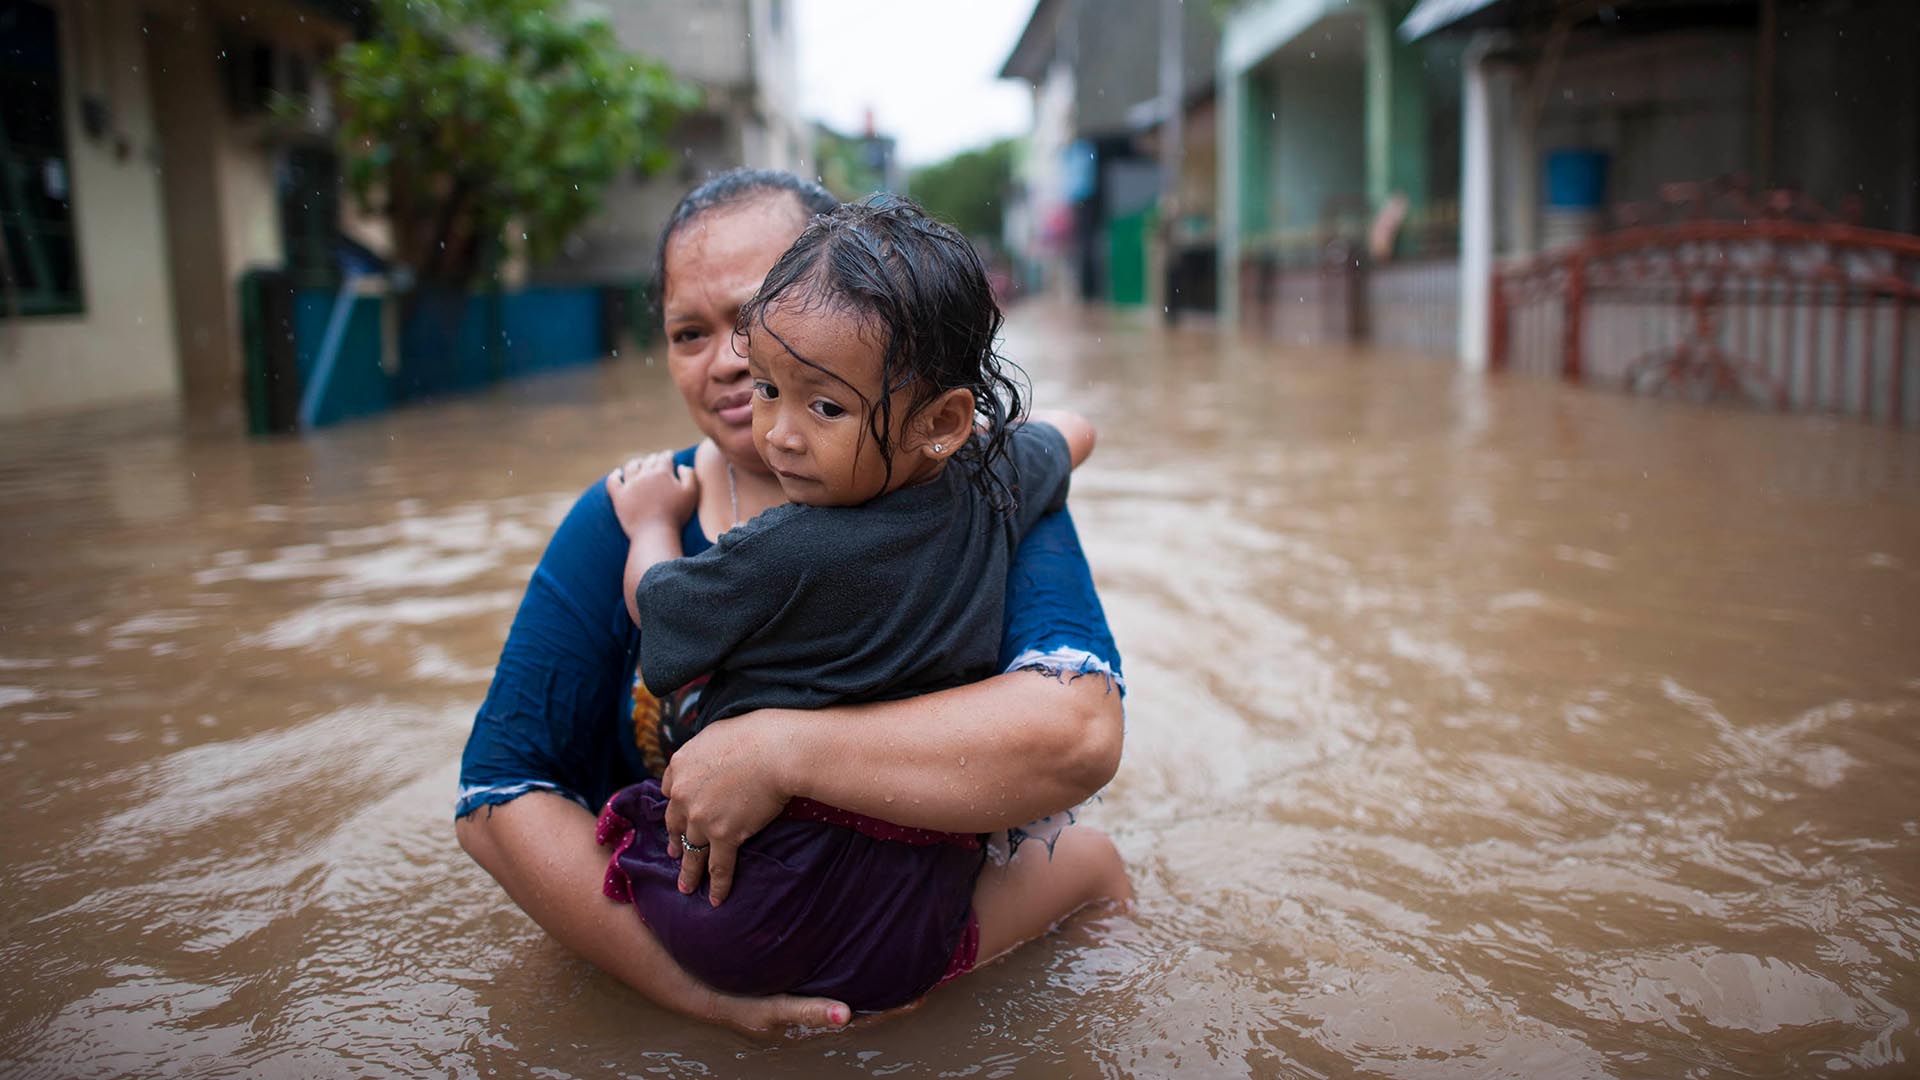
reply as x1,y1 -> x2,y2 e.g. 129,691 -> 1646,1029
0,0 -> 83,316
278,145 -> 340,287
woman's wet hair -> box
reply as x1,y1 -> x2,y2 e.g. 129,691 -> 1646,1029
737,194 -> 1027,513
654,168 -> 837,301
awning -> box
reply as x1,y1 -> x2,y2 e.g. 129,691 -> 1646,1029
1398,0 -> 1509,41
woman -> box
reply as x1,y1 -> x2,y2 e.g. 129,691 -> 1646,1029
454,170 -> 1126,1034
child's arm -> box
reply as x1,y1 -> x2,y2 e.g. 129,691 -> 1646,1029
605,452 -> 700,627
1027,408 -> 1096,468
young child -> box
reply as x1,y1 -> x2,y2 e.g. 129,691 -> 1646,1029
594,197 -> 1125,1013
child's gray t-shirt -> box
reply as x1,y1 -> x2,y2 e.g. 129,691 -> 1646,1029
636,422 -> 1073,725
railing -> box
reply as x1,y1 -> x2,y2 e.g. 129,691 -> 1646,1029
1491,221 -> 1920,427
1368,259 -> 1460,355
1239,244 -> 1364,347
1238,193 -> 1462,354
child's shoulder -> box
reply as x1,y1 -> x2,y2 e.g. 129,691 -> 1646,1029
1010,420 -> 1067,452
989,420 -> 1070,477
713,500 -> 814,552
713,497 -> 901,552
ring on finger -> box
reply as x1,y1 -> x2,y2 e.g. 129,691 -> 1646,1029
680,833 -> 710,854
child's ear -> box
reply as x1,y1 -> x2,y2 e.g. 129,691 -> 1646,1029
916,388 -> 975,462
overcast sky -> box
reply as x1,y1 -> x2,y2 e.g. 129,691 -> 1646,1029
794,0 -> 1036,168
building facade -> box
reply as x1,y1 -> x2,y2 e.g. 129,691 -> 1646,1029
1001,0 -> 1219,308
1217,0 -> 1463,353
1415,0 -> 1920,425
536,0 -> 810,285
1,0 -> 354,423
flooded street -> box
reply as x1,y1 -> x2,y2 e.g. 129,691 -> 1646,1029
3,304 -> 1918,1077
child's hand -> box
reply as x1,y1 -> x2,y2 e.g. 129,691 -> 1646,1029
607,452 -> 700,537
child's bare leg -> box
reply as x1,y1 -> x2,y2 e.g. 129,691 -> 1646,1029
971,825 -> 1130,964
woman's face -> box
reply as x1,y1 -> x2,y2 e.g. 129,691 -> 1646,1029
662,196 -> 810,474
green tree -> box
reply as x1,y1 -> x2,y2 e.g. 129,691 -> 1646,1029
331,0 -> 696,285
908,139 -> 1017,244
815,126 -> 890,202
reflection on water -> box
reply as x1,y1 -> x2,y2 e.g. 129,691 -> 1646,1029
2,305 -> 1917,1077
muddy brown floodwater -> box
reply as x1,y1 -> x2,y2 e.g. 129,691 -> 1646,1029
2,305 -> 1918,1078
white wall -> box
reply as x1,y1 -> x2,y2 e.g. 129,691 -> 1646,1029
541,0 -> 810,285
606,0 -> 753,89
1,0 -> 179,420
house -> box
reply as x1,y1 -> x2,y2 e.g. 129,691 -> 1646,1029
1216,0 -> 1464,353
999,0 -> 1219,309
1,0 -> 361,423
535,0 -> 810,286
1410,0 -> 1920,425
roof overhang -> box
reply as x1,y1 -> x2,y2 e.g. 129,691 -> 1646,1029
1399,0 -> 1509,41
999,0 -> 1068,84
1401,0 -> 1764,42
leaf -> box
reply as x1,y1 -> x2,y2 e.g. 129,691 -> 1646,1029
332,0 -> 694,283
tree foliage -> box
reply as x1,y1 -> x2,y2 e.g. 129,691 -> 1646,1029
332,0 -> 697,283
908,139 -> 1017,245
815,127 -> 892,202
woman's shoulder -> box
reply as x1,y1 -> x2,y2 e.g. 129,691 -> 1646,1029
548,443 -> 706,553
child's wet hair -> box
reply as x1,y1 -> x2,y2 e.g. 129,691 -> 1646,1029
736,195 -> 1027,512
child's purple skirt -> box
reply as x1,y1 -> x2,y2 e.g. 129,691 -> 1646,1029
597,780 -> 985,1011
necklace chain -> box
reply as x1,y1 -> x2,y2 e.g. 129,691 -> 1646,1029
726,461 -> 740,530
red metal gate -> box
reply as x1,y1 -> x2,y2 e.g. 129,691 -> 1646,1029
1491,221 -> 1920,426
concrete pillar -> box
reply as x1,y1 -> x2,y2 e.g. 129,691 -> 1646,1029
1154,0 -> 1185,319
1457,33 -> 1500,371
1218,68 -> 1244,327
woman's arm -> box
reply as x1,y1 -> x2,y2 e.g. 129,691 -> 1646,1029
456,793 -> 847,1034
1028,408 -> 1096,466
661,669 -> 1122,900
663,508 -> 1124,904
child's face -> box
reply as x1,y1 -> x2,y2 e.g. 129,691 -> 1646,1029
745,301 -> 920,507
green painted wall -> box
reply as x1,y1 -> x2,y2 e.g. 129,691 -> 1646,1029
1366,0 -> 1429,209
1106,204 -> 1154,306
1265,55 -> 1366,236
1238,72 -> 1272,239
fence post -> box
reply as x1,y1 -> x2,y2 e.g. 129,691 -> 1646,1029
1563,255 -> 1586,383
1488,268 -> 1508,372
1348,249 -> 1369,345
1894,297 -> 1909,427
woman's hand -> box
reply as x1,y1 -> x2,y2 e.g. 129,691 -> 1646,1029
607,452 -> 699,539
659,711 -> 798,906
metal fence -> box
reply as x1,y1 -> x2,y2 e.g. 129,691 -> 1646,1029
1367,259 -> 1460,356
1238,248 -> 1459,355
1492,222 -> 1920,426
